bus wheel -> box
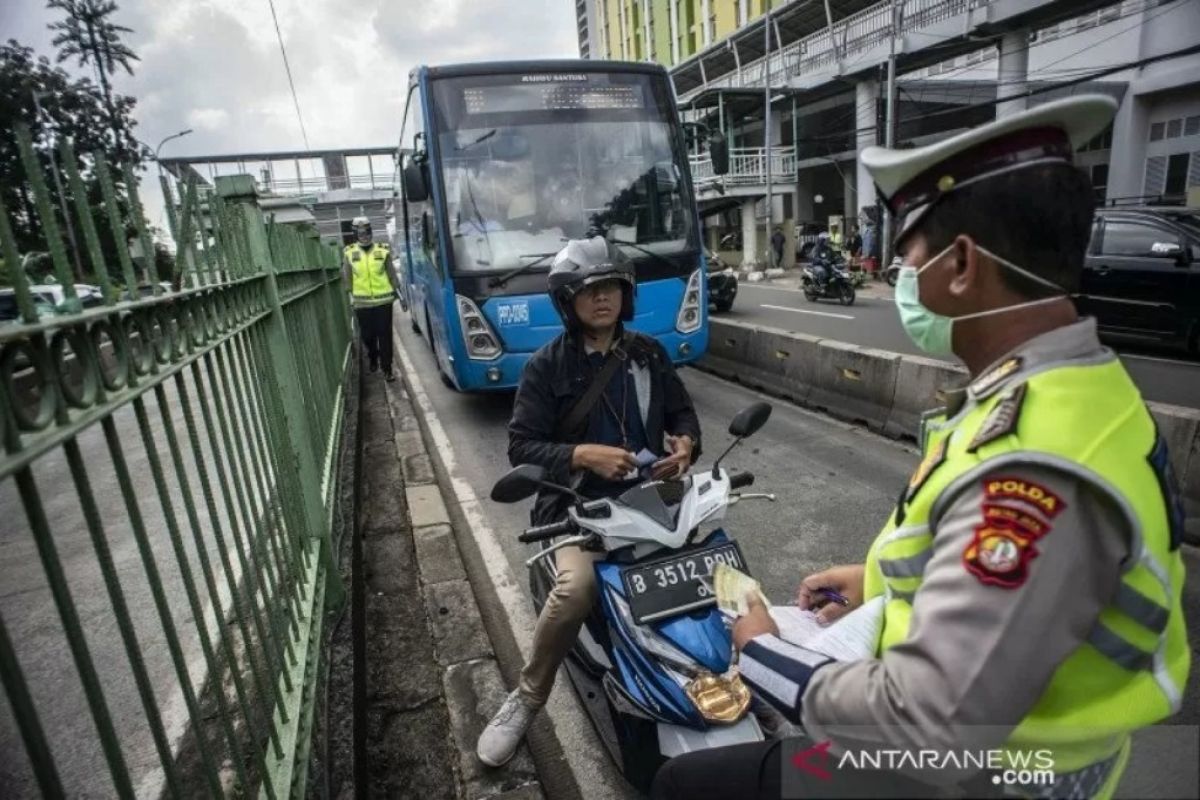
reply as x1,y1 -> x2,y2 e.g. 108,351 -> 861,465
410,311 -> 421,334
427,311 -> 456,391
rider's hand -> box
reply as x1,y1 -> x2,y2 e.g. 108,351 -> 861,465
797,564 -> 866,626
572,444 -> 638,481
732,593 -> 779,650
651,434 -> 694,480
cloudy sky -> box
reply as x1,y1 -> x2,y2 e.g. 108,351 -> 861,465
2,0 -> 579,227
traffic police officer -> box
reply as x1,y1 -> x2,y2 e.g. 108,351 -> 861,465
343,216 -> 402,380
652,95 -> 1190,799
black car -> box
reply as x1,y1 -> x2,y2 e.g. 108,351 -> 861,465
705,248 -> 738,312
1075,207 -> 1200,355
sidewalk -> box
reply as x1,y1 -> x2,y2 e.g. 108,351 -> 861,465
343,365 -> 543,799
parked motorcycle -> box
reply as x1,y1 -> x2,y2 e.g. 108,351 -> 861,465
490,403 -> 776,791
802,257 -> 856,306
885,256 -> 902,287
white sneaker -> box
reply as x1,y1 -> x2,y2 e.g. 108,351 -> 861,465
476,689 -> 540,767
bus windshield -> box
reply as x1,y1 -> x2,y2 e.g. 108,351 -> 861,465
429,70 -> 697,275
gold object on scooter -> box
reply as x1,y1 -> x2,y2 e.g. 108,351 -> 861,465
685,672 -> 751,724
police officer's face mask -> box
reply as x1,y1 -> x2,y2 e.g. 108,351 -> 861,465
894,242 -> 1068,356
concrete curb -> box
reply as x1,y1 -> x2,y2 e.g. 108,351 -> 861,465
380,378 -> 544,800
701,318 -> 1200,545
393,327 -> 632,800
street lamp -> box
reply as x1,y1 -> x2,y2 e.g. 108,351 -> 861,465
154,128 -> 193,173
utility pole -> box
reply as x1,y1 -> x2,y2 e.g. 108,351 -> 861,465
763,9 -> 773,248
881,0 -> 899,263
32,90 -> 85,282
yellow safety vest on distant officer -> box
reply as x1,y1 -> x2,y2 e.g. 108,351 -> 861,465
862,357 -> 1189,799
346,242 -> 394,307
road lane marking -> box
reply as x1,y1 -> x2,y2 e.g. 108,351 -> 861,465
761,303 -> 855,320
740,283 -> 809,294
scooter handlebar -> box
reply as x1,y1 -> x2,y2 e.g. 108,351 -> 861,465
518,519 -> 575,543
729,471 -> 755,490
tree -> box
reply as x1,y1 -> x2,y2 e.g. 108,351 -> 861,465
47,0 -> 139,163
0,39 -> 147,285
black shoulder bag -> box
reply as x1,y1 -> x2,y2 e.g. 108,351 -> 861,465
553,331 -> 634,441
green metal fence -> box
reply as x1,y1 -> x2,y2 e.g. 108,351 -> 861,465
0,124 -> 350,798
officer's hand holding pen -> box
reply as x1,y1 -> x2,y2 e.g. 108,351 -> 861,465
797,564 -> 866,626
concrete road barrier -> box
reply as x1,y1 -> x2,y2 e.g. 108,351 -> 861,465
886,354 -> 968,440
701,318 -> 1200,539
807,339 -> 902,433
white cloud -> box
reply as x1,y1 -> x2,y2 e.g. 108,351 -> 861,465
5,0 -> 580,233
186,107 -> 230,131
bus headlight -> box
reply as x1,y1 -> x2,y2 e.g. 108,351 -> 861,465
676,269 -> 703,334
456,295 -> 501,360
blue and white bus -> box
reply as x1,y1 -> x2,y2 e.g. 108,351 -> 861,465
395,60 -> 718,391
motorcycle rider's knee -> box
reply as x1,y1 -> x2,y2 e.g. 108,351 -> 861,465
546,567 -> 597,620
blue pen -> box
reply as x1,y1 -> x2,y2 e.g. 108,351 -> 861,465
818,587 -> 850,607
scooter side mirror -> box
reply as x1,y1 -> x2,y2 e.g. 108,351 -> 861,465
729,402 -> 772,438
491,464 -> 548,503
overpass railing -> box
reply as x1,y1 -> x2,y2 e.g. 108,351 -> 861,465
0,123 -> 351,799
691,145 -> 798,190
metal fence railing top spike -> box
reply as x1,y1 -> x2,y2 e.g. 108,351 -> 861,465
1,122 -> 351,799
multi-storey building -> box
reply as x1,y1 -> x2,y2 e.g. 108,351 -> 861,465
584,0 -> 1200,268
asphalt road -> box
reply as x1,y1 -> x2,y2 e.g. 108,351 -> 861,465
727,280 -> 1200,409
394,316 -> 1199,800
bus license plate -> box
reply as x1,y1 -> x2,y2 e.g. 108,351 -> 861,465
621,541 -> 748,625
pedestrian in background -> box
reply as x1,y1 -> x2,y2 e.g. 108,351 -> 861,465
770,227 -> 785,269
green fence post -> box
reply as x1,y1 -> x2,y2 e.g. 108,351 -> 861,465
215,176 -> 345,608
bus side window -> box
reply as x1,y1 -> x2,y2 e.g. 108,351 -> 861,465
400,85 -> 427,255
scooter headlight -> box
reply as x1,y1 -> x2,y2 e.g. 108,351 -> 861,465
685,673 -> 752,724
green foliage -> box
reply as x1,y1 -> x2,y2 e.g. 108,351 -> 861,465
0,34 -> 155,287
47,0 -> 140,163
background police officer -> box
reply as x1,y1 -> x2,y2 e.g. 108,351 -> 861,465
652,95 -> 1190,800
343,216 -> 402,381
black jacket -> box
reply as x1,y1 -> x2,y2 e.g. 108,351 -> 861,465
508,328 -> 702,525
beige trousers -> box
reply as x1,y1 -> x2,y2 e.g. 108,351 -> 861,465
517,545 -> 603,706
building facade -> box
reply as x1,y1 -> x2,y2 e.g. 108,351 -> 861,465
591,0 -> 787,65
583,0 -> 1200,268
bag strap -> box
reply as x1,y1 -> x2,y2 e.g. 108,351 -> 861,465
555,331 -> 634,441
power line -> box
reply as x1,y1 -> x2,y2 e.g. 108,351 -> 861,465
266,0 -> 311,151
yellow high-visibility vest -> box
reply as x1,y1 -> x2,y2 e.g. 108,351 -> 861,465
345,243 -> 393,307
862,357 -> 1189,798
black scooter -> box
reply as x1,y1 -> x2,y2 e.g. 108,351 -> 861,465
802,254 -> 856,306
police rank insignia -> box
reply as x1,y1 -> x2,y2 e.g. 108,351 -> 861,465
963,478 -> 1065,588
969,356 -> 1023,399
967,383 -> 1027,453
906,437 -> 948,503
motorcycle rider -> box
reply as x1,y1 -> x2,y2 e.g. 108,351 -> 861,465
653,95 -> 1189,799
476,236 -> 702,767
810,232 -> 835,288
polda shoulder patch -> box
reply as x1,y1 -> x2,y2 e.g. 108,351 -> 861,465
963,514 -> 1048,589
983,476 -> 1067,518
